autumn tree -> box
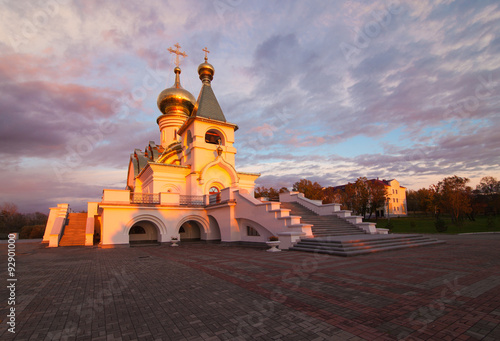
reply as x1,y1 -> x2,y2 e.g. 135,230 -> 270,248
322,186 -> 338,204
433,176 -> 472,226
406,188 -> 435,215
417,188 -> 436,215
339,177 -> 371,218
406,190 -> 418,214
474,176 -> 500,215
254,186 -> 280,200
292,179 -> 323,201
368,180 -> 388,219
0,202 -> 24,234
476,176 -> 500,194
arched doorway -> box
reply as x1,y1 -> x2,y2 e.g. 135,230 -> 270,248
129,220 -> 159,245
208,216 -> 221,241
179,221 -> 202,241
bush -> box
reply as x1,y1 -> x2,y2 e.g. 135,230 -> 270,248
19,225 -> 46,239
435,218 -> 447,232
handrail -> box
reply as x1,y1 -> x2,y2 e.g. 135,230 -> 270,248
180,195 -> 205,206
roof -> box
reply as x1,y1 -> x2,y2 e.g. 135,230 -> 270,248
191,83 -> 226,122
130,141 -> 164,178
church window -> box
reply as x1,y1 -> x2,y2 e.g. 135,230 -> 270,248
247,226 -> 260,236
129,226 -> 146,234
205,129 -> 222,145
209,186 -> 221,204
179,226 -> 185,233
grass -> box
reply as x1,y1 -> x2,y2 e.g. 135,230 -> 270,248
365,215 -> 500,234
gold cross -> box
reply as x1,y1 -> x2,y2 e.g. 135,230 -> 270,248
203,47 -> 210,62
168,43 -> 187,67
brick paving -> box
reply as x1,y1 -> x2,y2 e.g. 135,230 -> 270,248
0,234 -> 499,340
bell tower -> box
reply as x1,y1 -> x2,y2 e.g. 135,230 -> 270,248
156,44 -> 195,148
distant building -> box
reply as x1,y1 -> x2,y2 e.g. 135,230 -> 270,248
334,178 -> 407,217
374,179 -> 407,217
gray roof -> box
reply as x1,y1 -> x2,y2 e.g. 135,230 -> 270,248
192,84 -> 226,122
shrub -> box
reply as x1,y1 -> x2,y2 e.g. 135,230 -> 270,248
19,225 -> 45,239
435,218 -> 447,232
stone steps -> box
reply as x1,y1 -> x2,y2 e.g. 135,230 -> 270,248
280,202 -> 365,236
59,213 -> 87,246
290,234 -> 446,257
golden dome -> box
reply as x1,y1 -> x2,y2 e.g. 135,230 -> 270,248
157,67 -> 196,116
198,62 -> 214,83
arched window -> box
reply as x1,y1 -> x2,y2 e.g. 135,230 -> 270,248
205,129 -> 222,145
186,130 -> 193,145
209,186 -> 221,204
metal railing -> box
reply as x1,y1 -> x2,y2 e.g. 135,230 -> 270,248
130,193 -> 160,204
180,195 -> 205,206
208,194 -> 221,205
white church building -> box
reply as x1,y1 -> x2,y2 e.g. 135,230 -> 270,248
43,45 -> 382,251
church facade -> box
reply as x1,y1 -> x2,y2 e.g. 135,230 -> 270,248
43,45 -> 378,249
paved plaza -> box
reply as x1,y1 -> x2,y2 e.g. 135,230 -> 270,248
1,234 -> 499,340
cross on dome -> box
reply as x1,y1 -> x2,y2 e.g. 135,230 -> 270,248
203,47 -> 210,62
168,43 -> 187,67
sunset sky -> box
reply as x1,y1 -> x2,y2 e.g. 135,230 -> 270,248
1,0 -> 499,213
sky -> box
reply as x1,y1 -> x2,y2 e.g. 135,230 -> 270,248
1,0 -> 499,213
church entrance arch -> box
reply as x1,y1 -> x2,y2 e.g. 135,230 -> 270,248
129,220 -> 159,245
178,221 -> 202,241
208,215 -> 221,241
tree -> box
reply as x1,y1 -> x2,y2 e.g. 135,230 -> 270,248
474,176 -> 500,216
0,202 -> 26,234
433,176 -> 472,226
334,186 -> 353,211
338,177 -> 371,218
417,188 -> 435,215
292,179 -> 323,201
368,180 -> 388,220
406,189 -> 419,215
322,186 -> 337,204
476,176 -> 500,194
254,186 -> 268,198
254,186 -> 280,200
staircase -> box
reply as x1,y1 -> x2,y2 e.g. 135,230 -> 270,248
280,201 -> 445,256
280,202 -> 365,237
290,234 -> 446,257
59,213 -> 87,246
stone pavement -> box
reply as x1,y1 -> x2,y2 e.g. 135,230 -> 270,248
0,234 -> 499,340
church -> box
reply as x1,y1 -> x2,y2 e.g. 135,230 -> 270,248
44,44 -> 442,253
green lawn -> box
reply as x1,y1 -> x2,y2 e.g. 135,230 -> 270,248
365,215 -> 500,234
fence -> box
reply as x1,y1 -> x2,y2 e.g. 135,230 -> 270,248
130,193 -> 160,204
